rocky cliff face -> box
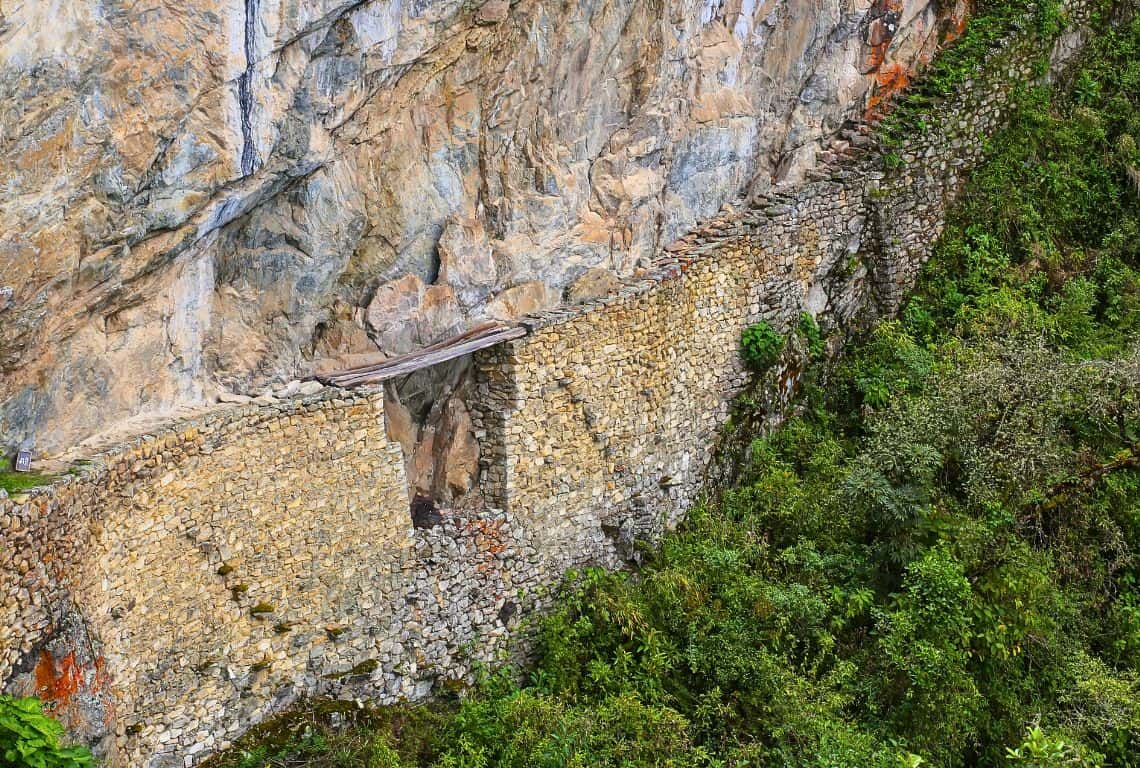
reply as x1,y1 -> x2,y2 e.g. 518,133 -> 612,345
0,0 -> 963,454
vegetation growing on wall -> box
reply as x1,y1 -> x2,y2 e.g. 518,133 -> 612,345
0,696 -> 93,768
877,0 -> 1070,143
739,322 -> 786,372
0,470 -> 52,495
206,7 -> 1140,768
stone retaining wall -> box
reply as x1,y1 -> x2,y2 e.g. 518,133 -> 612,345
472,0 -> 1100,540
2,390 -> 413,765
2,387 -> 628,768
0,1 -> 1104,764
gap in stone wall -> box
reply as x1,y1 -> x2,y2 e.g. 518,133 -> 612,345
381,355 -> 482,519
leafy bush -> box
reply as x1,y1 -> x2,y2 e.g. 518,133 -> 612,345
0,696 -> 93,768
797,312 -> 826,359
0,470 -> 53,495
435,687 -> 708,768
1005,726 -> 1103,768
740,321 -> 786,372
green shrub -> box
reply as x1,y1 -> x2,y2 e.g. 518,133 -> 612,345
0,470 -> 53,495
1005,726 -> 1103,768
740,321 -> 786,372
434,688 -> 707,768
797,312 -> 826,359
0,696 -> 93,768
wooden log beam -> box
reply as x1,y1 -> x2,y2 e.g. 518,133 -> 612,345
317,324 -> 526,387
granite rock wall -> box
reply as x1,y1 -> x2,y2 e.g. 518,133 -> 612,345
0,0 -> 965,456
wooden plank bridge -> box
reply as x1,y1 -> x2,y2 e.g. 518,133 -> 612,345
314,322 -> 526,388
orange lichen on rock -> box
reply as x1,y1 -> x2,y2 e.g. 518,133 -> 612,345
863,0 -> 974,122
32,649 -> 112,730
34,650 -> 84,704
865,62 -> 913,121
946,0 -> 972,43
862,0 -> 908,122
467,518 -> 506,573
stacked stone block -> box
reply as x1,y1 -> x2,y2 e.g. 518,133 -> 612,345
2,390 -> 416,766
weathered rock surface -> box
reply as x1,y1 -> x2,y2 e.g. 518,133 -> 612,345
437,215 -> 497,308
565,266 -> 624,304
0,0 -> 959,453
365,274 -> 463,355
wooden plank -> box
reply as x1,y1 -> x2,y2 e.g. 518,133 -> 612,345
329,327 -> 524,386
317,323 -> 508,383
320,325 -> 525,387
323,321 -> 503,377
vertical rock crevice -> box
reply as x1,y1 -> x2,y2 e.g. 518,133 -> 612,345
238,0 -> 260,176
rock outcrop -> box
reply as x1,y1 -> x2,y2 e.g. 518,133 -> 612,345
0,0 -> 962,455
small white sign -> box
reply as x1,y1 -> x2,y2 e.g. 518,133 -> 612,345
14,450 -> 31,473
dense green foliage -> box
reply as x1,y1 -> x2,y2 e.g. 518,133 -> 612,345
0,696 -> 93,768
740,322 -> 787,373
216,8 -> 1140,768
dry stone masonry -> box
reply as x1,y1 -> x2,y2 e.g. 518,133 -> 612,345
2,391 -> 412,764
0,2 -> 1104,764
471,0 -> 1100,540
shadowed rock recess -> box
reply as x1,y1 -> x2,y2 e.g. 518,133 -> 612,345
0,0 -> 1109,765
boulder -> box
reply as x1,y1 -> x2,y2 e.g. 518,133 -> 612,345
566,267 -> 622,304
435,396 -> 479,500
365,275 -> 463,355
482,282 -> 558,321
437,215 -> 497,308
